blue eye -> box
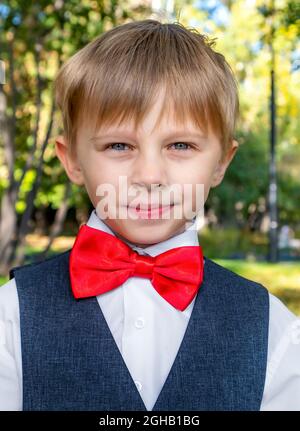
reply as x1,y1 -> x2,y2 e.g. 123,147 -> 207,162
107,143 -> 130,151
169,142 -> 192,150
106,142 -> 193,152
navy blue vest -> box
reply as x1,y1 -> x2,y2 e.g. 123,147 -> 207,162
9,250 -> 269,411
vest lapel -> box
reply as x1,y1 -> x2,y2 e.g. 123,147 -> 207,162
91,259 -> 206,411
88,295 -> 148,410
152,263 -> 205,410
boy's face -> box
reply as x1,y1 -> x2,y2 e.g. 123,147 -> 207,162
55,90 -> 238,247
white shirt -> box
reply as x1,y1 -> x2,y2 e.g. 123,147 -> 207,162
0,209 -> 300,411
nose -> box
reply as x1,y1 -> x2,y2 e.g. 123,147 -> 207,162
130,150 -> 167,191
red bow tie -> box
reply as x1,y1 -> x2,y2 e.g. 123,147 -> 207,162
69,224 -> 204,311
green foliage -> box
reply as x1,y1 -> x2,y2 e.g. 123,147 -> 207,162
0,0 -> 152,222
216,258 -> 300,315
206,129 -> 269,225
199,226 -> 268,260
0,0 -> 299,234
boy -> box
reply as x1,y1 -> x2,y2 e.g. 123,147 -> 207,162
0,19 -> 300,411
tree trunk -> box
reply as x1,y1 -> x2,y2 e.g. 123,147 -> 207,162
12,99 -> 55,267
0,37 -> 18,274
37,181 -> 72,261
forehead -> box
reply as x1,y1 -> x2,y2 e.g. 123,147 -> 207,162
91,119 -> 207,139
88,128 -> 209,146
76,82 -> 218,145
86,96 -> 209,140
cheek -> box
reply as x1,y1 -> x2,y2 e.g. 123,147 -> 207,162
79,156 -> 120,206
81,154 -> 118,184
176,166 -> 211,193
175,161 -> 215,211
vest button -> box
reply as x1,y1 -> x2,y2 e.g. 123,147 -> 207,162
134,317 -> 145,329
134,380 -> 142,391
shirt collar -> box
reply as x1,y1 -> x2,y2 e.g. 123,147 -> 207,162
86,209 -> 200,257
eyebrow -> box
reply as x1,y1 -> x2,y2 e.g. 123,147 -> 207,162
89,130 -> 208,142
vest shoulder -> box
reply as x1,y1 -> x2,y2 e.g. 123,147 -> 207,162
9,249 -> 71,280
203,257 -> 269,294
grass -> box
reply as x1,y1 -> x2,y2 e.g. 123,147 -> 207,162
214,259 -> 300,316
0,276 -> 7,286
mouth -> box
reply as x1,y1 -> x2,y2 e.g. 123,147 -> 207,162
127,203 -> 175,211
126,203 -> 175,218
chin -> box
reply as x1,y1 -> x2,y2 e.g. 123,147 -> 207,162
126,233 -> 167,248
113,219 -> 187,248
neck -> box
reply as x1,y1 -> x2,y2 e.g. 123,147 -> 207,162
114,219 -> 197,249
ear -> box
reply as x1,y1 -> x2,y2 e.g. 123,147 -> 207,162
55,135 -> 84,186
211,139 -> 239,188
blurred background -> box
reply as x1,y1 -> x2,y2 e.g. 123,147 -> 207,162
0,0 -> 299,313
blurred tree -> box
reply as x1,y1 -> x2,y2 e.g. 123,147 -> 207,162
0,0 -> 299,275
0,0 -> 152,273
187,0 -> 300,236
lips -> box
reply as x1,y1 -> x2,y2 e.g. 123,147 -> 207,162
128,203 -> 174,211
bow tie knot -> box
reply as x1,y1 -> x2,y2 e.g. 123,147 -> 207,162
69,224 -> 204,311
133,253 -> 155,278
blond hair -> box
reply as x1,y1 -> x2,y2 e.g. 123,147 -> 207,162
54,19 -> 239,161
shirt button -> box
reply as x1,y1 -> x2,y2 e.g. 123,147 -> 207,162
134,380 -> 142,391
134,317 -> 145,329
